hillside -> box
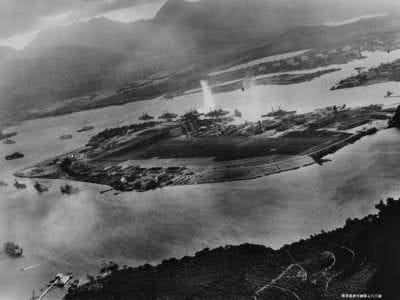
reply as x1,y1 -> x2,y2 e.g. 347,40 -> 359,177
1,0 -> 399,125
65,197 -> 400,300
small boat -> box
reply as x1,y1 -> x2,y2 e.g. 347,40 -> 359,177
4,242 -> 23,257
60,134 -> 73,140
3,139 -> 16,144
77,126 -> 94,133
5,152 -> 24,160
14,180 -> 27,189
34,182 -> 49,193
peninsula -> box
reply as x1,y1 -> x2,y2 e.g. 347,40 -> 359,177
15,104 -> 392,193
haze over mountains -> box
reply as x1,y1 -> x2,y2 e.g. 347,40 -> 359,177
1,0 -> 399,123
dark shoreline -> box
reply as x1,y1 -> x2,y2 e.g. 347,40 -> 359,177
65,197 -> 400,300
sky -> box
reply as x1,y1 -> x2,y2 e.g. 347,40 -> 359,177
0,0 -> 168,49
0,0 -> 398,50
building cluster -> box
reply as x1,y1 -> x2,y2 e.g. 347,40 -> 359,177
95,164 -> 192,192
60,156 -> 193,192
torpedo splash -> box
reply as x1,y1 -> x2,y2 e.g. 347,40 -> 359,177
200,80 -> 216,111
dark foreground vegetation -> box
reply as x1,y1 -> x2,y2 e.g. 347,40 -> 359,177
65,197 -> 400,300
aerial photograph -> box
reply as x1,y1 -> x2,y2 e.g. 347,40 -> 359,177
1,0 -> 400,299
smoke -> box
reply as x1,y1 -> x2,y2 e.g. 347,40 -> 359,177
200,80 -> 216,112
0,185 -> 101,260
39,190 -> 100,250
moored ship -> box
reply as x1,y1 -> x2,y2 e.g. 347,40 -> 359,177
5,152 -> 24,160
77,126 -> 94,133
3,139 -> 16,144
4,242 -> 23,257
139,113 -> 155,121
60,183 -> 79,195
14,180 -> 27,189
34,182 -> 49,193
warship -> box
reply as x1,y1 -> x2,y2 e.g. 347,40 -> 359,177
60,183 -> 79,195
3,138 -> 16,144
5,152 -> 24,160
14,180 -> 27,189
139,113 -> 155,121
77,126 -> 94,133
158,112 -> 178,121
34,182 -> 49,193
4,242 -> 23,257
60,134 -> 73,140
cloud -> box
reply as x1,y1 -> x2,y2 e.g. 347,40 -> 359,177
0,0 -> 164,39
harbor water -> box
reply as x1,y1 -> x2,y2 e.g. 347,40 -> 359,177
1,49 -> 400,299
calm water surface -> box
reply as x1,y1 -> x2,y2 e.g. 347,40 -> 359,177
1,50 -> 400,299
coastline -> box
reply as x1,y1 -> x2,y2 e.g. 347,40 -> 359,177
64,197 -> 400,300
15,123 -> 382,192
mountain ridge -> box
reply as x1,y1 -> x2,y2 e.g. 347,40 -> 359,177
1,0 -> 399,125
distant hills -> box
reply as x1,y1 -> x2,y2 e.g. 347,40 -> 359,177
0,0 -> 399,124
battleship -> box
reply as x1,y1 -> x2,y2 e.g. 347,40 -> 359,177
205,108 -> 230,118
139,113 -> 155,121
158,112 -> 178,121
4,242 -> 23,257
234,109 -> 242,118
14,180 -> 27,189
60,134 -> 73,140
77,126 -> 94,133
33,181 -> 49,193
3,138 -> 16,144
5,152 -> 24,160
60,183 -> 79,195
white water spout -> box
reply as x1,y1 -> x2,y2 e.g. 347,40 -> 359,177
200,80 -> 216,111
